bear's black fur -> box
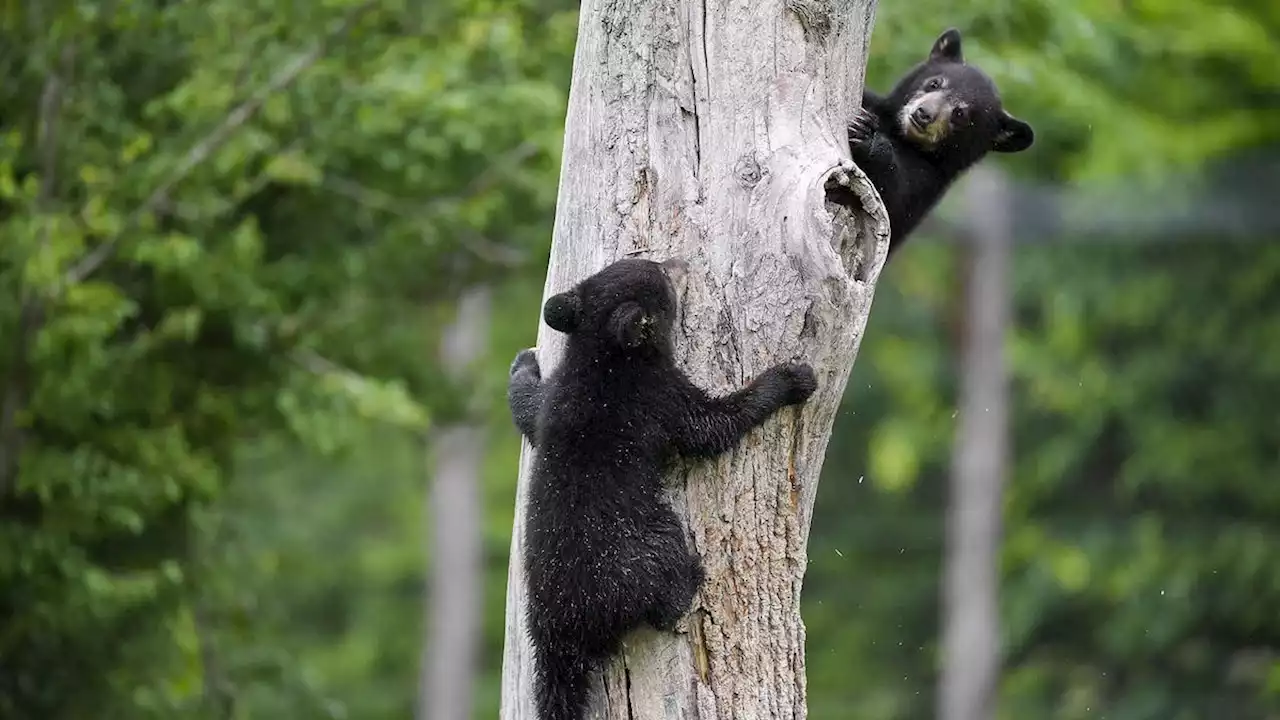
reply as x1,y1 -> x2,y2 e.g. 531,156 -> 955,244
507,257 -> 818,720
849,28 -> 1034,258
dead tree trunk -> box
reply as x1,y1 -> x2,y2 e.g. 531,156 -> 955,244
939,166 -> 1012,720
422,287 -> 492,720
499,1 -> 888,718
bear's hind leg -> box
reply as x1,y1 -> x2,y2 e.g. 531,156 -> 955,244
645,553 -> 704,632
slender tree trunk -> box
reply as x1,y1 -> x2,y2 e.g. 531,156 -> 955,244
423,287 -> 492,720
498,1 -> 888,717
939,166 -> 1012,720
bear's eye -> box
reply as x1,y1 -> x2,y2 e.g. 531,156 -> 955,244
925,78 -> 943,91
952,106 -> 966,120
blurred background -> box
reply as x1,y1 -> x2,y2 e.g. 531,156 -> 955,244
0,0 -> 1277,719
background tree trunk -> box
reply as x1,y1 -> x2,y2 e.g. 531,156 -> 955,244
939,166 -> 1012,720
423,287 -> 492,720
499,1 -> 888,717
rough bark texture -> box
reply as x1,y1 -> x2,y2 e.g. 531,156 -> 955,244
499,1 -> 888,718
423,288 -> 491,720
939,166 -> 1011,720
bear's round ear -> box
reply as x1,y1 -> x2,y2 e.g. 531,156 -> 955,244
606,302 -> 648,350
660,257 -> 689,288
993,112 -> 1034,153
543,291 -> 582,333
929,28 -> 964,63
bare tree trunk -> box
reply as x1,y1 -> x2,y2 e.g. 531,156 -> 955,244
939,166 -> 1012,720
499,1 -> 888,718
422,287 -> 492,720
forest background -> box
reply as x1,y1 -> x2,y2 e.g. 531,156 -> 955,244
1,0 -> 1277,718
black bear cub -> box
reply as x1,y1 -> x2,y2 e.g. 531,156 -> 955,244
849,28 -> 1034,258
508,257 -> 817,720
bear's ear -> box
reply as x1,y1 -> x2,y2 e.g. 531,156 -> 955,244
660,257 -> 689,287
992,112 -> 1034,153
543,290 -> 582,333
929,28 -> 964,63
606,301 -> 648,349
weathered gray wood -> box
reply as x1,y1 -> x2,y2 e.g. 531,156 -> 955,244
939,166 -> 1012,720
499,1 -> 887,718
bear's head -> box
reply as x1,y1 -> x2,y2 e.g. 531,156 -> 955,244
887,28 -> 1034,166
542,257 -> 688,352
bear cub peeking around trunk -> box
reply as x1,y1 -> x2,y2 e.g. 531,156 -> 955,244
848,28 -> 1034,258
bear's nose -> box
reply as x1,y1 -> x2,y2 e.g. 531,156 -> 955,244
911,106 -> 934,125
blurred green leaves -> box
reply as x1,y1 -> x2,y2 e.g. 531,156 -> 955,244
868,0 -> 1280,182
0,0 -> 570,716
3,0 -> 1279,717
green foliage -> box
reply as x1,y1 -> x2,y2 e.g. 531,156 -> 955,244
809,3 -> 1280,717
997,242 -> 1280,719
3,0 -> 1278,717
0,0 -> 569,716
807,238 -> 1280,719
867,0 -> 1280,181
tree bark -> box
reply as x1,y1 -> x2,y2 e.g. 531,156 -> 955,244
423,287 -> 492,720
939,166 -> 1012,720
499,1 -> 888,718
